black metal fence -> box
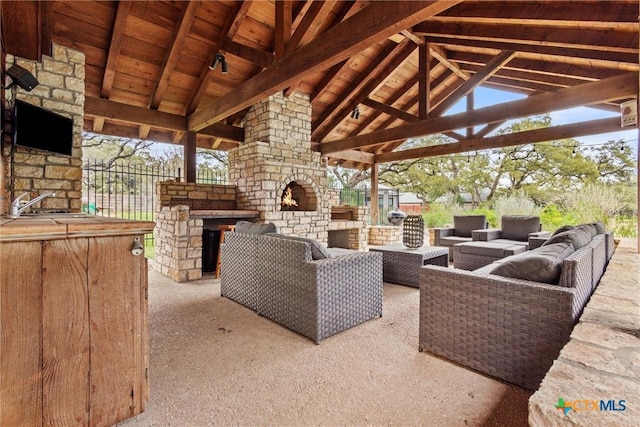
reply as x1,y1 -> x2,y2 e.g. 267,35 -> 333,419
82,161 -> 399,250
82,160 -> 227,248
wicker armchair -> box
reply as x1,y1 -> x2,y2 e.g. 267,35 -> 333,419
433,215 -> 488,261
221,232 -> 383,344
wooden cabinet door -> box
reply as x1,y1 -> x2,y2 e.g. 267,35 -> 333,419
87,235 -> 147,426
0,241 -> 43,426
42,239 -> 90,426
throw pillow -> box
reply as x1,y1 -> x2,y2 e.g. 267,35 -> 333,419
500,215 -> 541,241
453,215 -> 487,238
265,233 -> 332,260
542,225 -> 594,250
489,241 -> 574,284
552,225 -> 574,236
590,221 -> 606,234
235,220 -> 277,235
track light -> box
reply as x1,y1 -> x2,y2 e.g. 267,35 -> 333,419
350,106 -> 360,120
209,53 -> 228,74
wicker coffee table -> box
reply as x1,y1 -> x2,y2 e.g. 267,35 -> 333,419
369,244 -> 449,287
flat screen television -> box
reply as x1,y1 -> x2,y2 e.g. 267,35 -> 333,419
13,100 -> 74,156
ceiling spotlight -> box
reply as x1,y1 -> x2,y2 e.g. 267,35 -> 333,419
350,106 -> 360,120
3,64 -> 39,92
209,53 -> 228,74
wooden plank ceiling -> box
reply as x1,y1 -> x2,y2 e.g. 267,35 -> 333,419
2,0 -> 638,169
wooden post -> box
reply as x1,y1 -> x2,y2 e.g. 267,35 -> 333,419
370,163 -> 379,225
419,42 -> 430,119
466,91 -> 474,138
184,131 -> 196,183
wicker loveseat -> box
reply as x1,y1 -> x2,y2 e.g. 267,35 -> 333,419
220,226 -> 383,344
419,223 -> 614,390
433,215 -> 489,261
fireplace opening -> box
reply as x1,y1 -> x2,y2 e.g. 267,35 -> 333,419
280,181 -> 316,211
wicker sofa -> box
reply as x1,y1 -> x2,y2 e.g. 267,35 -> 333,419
419,223 -> 613,390
220,227 -> 383,344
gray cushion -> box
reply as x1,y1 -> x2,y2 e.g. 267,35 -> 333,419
500,215 -> 540,241
265,233 -> 332,260
489,242 -> 575,285
590,221 -> 606,234
543,224 -> 595,250
458,241 -> 518,257
454,215 -> 487,237
439,236 -> 473,246
235,220 -> 277,235
552,225 -> 574,236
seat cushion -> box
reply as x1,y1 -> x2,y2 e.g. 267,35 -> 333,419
489,242 -> 575,284
439,235 -> 473,246
500,215 -> 540,241
235,220 -> 277,235
265,233 -> 332,260
457,241 -> 519,257
453,215 -> 487,237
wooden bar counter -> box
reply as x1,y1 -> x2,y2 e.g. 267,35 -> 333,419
0,214 -> 155,426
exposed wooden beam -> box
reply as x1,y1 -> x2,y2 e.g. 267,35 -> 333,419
429,45 -> 469,80
474,121 -> 505,138
310,59 -> 349,102
150,1 -> 198,109
419,42 -> 430,118
199,123 -> 244,143
189,1 -> 463,131
429,17 -> 639,33
413,22 -> 637,54
361,98 -> 418,123
185,1 -> 249,115
38,1 -> 53,58
222,39 -> 274,69
100,1 -> 131,98
138,125 -> 151,140
184,132 -> 197,182
375,117 -> 622,163
312,40 -> 413,139
85,97 -> 186,131
286,1 -> 327,55
322,72 -> 638,154
92,117 -> 105,133
275,0 -> 292,61
327,150 -> 376,164
429,50 -> 516,117
1,1 -> 51,61
400,29 -> 425,46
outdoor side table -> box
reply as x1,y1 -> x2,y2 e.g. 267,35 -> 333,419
369,244 -> 449,287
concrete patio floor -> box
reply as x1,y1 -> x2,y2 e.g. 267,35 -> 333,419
118,266 -> 532,426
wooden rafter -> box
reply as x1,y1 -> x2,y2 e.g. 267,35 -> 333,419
430,45 -> 469,80
188,0 -> 463,131
375,117 -> 623,163
100,1 -> 131,98
185,1 -> 250,115
322,72 -> 638,154
149,1 -> 198,109
361,99 -> 418,123
286,1 -> 327,55
312,40 -> 414,139
275,0 -> 292,61
429,50 -> 516,117
222,39 -> 274,69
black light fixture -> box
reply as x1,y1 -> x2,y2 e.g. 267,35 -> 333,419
350,106 -> 360,120
3,64 -> 39,92
209,53 -> 228,74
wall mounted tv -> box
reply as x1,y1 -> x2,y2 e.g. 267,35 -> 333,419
13,100 -> 74,156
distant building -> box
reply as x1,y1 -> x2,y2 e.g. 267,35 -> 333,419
399,192 -> 424,214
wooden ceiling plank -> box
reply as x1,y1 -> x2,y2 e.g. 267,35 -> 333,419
429,16 -> 639,33
429,50 -> 516,117
185,1 -> 249,115
150,1 -> 199,109
310,59 -> 349,102
322,72 -> 638,154
312,40 -> 410,138
100,1 -> 132,98
375,117 -> 622,163
361,98 -> 418,123
189,0 -> 463,131
413,22 -> 637,54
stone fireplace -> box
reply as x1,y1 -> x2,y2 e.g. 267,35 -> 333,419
280,180 -> 316,211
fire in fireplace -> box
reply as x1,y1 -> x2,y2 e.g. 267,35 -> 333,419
280,180 -> 316,211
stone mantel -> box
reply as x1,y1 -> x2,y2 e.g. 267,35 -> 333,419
189,210 -> 260,219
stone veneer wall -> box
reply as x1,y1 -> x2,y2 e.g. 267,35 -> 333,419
328,206 -> 369,250
368,225 -> 403,246
228,92 -> 330,242
155,181 -> 237,212
154,205 -> 203,282
2,44 -> 85,213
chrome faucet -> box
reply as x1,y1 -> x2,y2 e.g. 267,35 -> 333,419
9,192 -> 56,218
